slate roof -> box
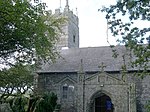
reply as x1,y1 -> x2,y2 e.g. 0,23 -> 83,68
38,45 -> 144,73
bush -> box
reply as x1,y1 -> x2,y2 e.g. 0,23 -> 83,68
145,101 -> 150,112
35,93 -> 58,112
5,92 -> 58,112
11,96 -> 27,112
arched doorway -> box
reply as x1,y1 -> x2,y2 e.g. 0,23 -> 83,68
95,93 -> 113,112
89,92 -> 114,112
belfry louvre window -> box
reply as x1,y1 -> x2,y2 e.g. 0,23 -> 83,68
73,35 -> 75,43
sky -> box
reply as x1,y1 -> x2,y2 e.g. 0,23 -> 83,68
43,0 -> 117,47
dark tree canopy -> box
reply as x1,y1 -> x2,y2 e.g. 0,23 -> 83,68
101,0 -> 150,77
0,0 -> 64,67
0,64 -> 33,100
0,0 -> 64,100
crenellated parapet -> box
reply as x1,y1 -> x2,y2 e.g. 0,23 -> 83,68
49,0 -> 79,49
49,7 -> 78,26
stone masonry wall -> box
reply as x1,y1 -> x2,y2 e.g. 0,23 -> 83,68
127,74 -> 150,112
37,73 -> 78,112
37,72 -> 150,112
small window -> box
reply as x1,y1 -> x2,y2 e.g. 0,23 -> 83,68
63,85 -> 68,99
73,35 -> 75,43
62,84 -> 74,100
63,86 -> 68,91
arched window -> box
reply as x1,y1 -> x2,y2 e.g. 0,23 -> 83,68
62,84 -> 74,100
62,84 -> 68,99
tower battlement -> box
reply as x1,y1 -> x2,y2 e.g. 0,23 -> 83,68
50,0 -> 79,49
49,8 -> 78,26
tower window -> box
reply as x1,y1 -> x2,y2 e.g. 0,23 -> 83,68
73,35 -> 75,43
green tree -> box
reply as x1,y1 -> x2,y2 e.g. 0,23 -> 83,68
11,96 -> 28,112
0,63 -> 33,101
145,100 -> 150,112
6,93 -> 58,112
101,0 -> 150,77
26,93 -> 58,112
0,0 -> 64,101
35,93 -> 58,112
0,0 -> 64,66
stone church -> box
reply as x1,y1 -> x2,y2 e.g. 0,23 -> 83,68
35,1 -> 150,112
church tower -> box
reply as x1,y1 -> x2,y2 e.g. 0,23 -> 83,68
55,0 -> 79,49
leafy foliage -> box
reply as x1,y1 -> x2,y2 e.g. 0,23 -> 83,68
145,100 -> 150,112
0,0 -> 64,67
0,0 -> 65,101
6,93 -> 58,112
0,63 -> 33,101
35,93 -> 58,112
11,96 -> 27,112
101,0 -> 150,77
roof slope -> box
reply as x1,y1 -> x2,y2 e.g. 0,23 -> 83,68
39,45 -> 138,73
